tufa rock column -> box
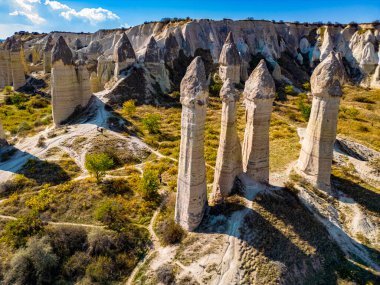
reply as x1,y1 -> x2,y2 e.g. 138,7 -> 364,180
43,35 -> 54,73
297,52 -> 345,191
242,60 -> 275,183
0,48 -> 12,88
211,33 -> 242,202
7,39 -> 26,90
218,32 -> 241,83
51,36 -> 91,126
113,33 -> 135,77
175,56 -> 209,231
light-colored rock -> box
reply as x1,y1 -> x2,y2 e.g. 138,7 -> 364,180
299,37 -> 310,54
175,56 -> 209,231
297,52 -> 345,192
212,79 -> 242,201
97,55 -> 114,88
0,49 -> 12,88
51,36 -> 91,126
90,71 -> 101,93
43,35 -> 54,73
6,38 -> 26,90
0,118 -> 6,147
218,32 -> 241,84
144,36 -> 170,93
320,27 -> 335,61
242,60 -> 275,183
113,33 -> 135,77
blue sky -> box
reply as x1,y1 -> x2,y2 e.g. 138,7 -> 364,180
0,0 -> 379,38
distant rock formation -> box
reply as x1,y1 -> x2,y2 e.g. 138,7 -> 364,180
175,56 -> 209,231
51,36 -> 92,126
90,71 -> 101,93
212,33 -> 242,202
113,33 -> 135,77
297,52 -> 345,192
218,32 -> 241,83
4,38 -> 26,90
144,36 -> 170,93
43,35 -> 54,73
0,49 -> 12,88
164,32 -> 180,69
242,60 -> 275,183
97,54 -> 115,88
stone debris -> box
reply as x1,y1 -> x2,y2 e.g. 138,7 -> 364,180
242,60 -> 275,183
51,36 -> 92,126
175,56 -> 209,231
297,52 -> 345,192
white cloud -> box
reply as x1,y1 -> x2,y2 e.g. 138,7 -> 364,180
44,0 -> 119,24
9,0 -> 46,24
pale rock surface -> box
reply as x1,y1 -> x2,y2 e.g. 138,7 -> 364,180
90,72 -> 101,93
297,52 -> 345,192
113,33 -> 136,77
0,49 -> 12,88
218,32 -> 241,84
320,27 -> 335,61
299,37 -> 310,54
43,35 -> 54,73
51,36 -> 91,126
7,38 -> 26,90
242,60 -> 275,183
212,79 -> 242,201
144,36 -> 170,93
175,56 -> 209,231
97,55 -> 114,88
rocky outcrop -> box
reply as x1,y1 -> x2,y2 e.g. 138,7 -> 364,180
175,56 -> 209,231
51,36 -> 91,126
212,79 -> 242,201
0,49 -> 12,88
218,32 -> 241,83
297,52 -> 345,192
113,33 -> 135,77
242,60 -> 275,183
97,55 -> 114,88
164,32 -> 180,69
0,119 -> 7,147
6,38 -> 26,90
43,35 -> 54,73
144,36 -> 170,93
90,71 -> 101,93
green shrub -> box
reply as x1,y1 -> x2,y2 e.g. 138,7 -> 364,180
94,199 -> 129,231
3,85 -> 13,95
157,218 -> 184,245
62,251 -> 90,280
85,153 -> 114,183
297,94 -> 312,121
302,82 -> 311,91
284,85 -> 296,95
141,168 -> 160,200
86,256 -> 115,283
142,114 -> 161,134
123,100 -> 136,116
1,212 -> 45,248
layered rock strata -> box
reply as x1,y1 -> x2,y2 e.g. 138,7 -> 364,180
113,33 -> 136,77
0,49 -> 12,88
43,35 -> 54,73
144,36 -> 170,93
242,60 -> 275,183
296,52 -> 345,191
97,55 -> 115,88
175,56 -> 209,231
218,32 -> 241,83
51,36 -> 91,126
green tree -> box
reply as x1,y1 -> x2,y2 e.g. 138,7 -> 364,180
94,199 -> 129,231
142,114 -> 161,134
141,168 -> 160,200
123,100 -> 136,116
85,153 -> 114,183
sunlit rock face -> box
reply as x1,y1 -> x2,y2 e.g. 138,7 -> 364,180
218,32 -> 241,84
43,35 -> 54,74
175,56 -> 209,231
113,33 -> 136,77
51,36 -> 91,126
97,55 -> 114,89
297,52 -> 345,192
242,60 -> 275,183
0,49 -> 12,88
5,38 -> 26,91
90,71 -> 101,93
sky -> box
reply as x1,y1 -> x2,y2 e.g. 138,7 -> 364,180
0,0 -> 380,38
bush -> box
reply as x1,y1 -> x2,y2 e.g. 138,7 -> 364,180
354,96 -> 375,104
142,114 -> 161,134
86,256 -> 115,283
94,199 -> 129,231
3,237 -> 58,285
302,82 -> 311,91
85,153 -> 114,183
156,264 -> 175,285
62,251 -> 91,280
3,85 -> 13,95
1,212 -> 45,248
157,218 -> 185,245
297,94 -> 312,121
37,135 -> 46,147
123,100 -> 136,116
141,168 -> 160,200
284,85 -> 296,95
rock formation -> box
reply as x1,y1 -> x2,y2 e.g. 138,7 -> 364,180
296,52 -> 345,191
144,36 -> 170,93
0,49 -> 12,88
97,54 -> 115,88
218,32 -> 241,83
113,33 -> 135,77
90,72 -> 101,93
51,36 -> 91,126
212,79 -> 242,201
164,32 -> 180,69
0,119 -> 7,147
43,35 -> 54,73
7,38 -> 26,90
242,60 -> 275,183
175,56 -> 209,231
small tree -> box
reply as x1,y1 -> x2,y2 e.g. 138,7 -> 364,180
85,153 -> 114,183
123,100 -> 136,116
3,85 -> 13,95
141,168 -> 159,200
142,114 -> 161,134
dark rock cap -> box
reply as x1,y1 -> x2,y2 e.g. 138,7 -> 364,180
219,32 -> 241,66
244,59 -> 275,100
144,36 -> 160,63
311,51 -> 345,97
164,32 -> 179,62
73,38 -> 83,50
52,36 -> 73,65
113,33 -> 136,63
5,37 -> 22,52
180,56 -> 208,105
43,35 -> 54,52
